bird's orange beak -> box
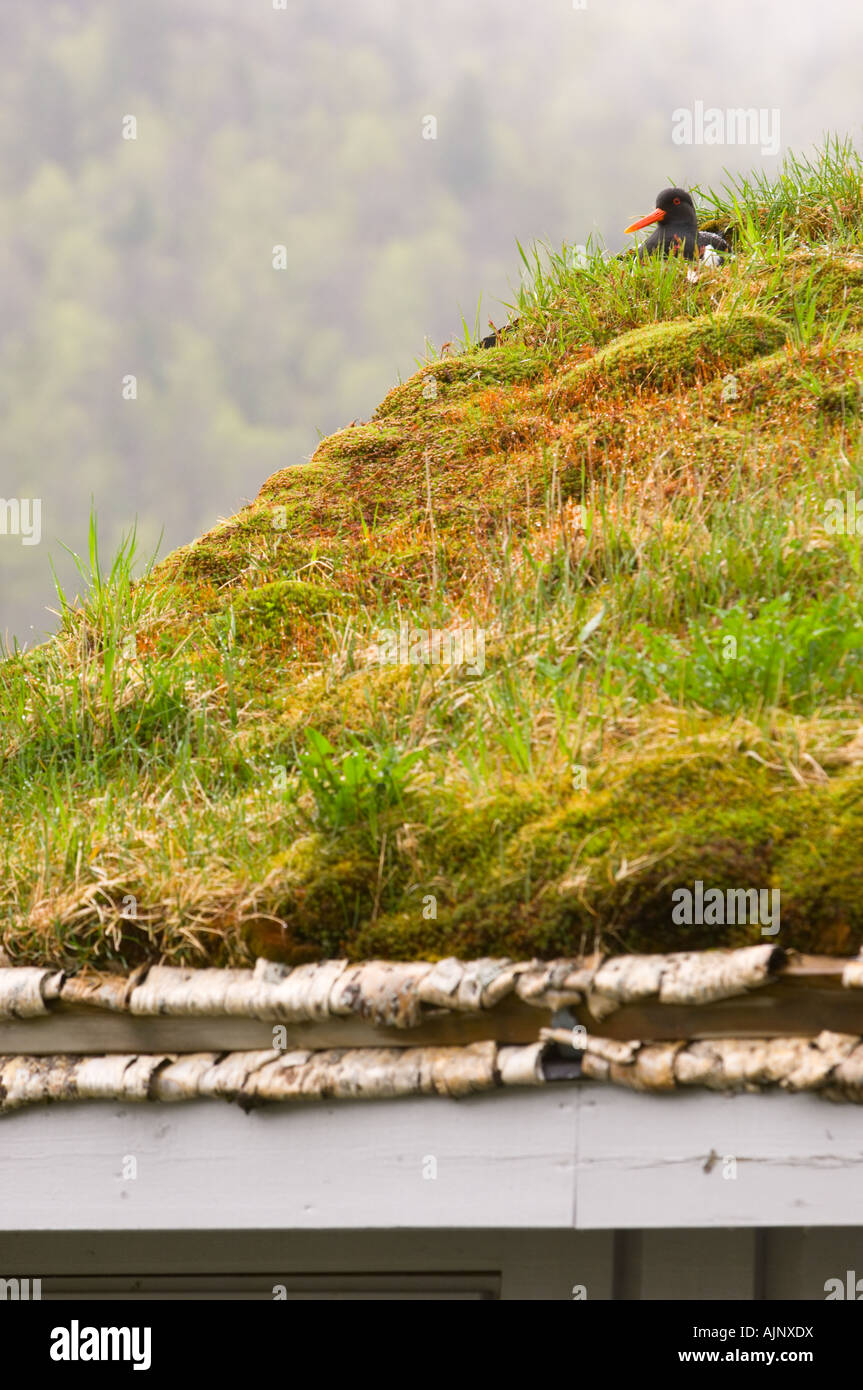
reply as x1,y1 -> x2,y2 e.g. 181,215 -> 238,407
624,208 -> 666,234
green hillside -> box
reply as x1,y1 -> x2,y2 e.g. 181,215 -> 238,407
3,140 -> 863,972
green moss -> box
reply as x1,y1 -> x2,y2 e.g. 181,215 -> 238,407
374,345 -> 547,420
555,312 -> 787,398
753,251 -> 863,320
819,380 -> 863,415
770,787 -> 863,955
232,578 -> 338,619
255,460 -> 330,501
248,662 -> 418,747
348,748 -> 863,961
158,506 -> 299,589
267,837 -> 382,958
667,422 -> 751,467
312,421 -> 406,467
711,335 -> 863,414
227,578 -> 343,645
699,216 -> 736,242
434,783 -> 553,869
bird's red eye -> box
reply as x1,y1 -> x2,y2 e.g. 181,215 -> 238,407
673,197 -> 681,205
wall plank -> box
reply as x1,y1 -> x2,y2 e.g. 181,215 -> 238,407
2,1085 -> 863,1237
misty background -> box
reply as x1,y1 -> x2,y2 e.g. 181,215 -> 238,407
1,0 -> 861,648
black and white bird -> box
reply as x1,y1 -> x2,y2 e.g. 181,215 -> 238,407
624,187 -> 730,264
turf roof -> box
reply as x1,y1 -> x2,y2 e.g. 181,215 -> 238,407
3,140 -> 863,972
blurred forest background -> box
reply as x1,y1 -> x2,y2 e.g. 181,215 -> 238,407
1,0 -> 861,648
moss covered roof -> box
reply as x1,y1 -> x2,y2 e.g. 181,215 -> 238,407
3,143 -> 863,973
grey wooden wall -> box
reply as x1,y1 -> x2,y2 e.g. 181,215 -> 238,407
2,1084 -> 863,1298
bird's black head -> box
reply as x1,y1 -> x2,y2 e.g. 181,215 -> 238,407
654,187 -> 697,225
624,187 -> 698,237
